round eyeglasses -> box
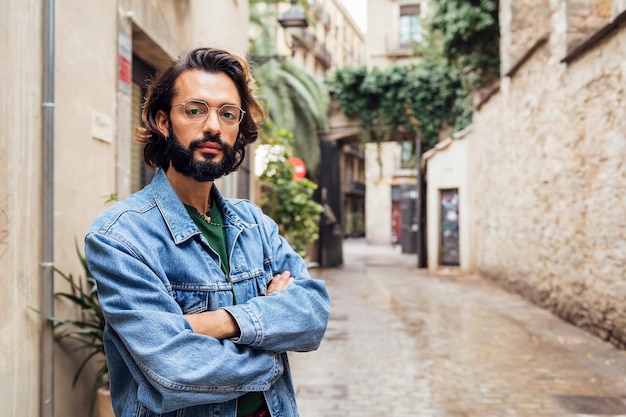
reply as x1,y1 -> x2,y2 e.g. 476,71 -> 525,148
171,99 -> 245,127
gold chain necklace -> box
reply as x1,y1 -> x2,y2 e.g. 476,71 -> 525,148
199,210 -> 223,227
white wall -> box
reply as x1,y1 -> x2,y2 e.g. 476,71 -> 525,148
424,131 -> 472,273
365,142 -> 400,244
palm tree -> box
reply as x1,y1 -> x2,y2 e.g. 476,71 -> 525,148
249,1 -> 329,171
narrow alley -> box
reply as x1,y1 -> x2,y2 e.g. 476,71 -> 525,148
289,239 -> 626,417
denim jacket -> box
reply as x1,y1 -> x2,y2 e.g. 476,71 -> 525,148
85,169 -> 330,417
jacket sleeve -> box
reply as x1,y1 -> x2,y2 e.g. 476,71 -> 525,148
223,212 -> 331,352
85,231 -> 283,414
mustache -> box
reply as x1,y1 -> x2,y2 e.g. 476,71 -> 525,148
189,134 -> 225,151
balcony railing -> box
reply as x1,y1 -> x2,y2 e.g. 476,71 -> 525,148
346,181 -> 366,196
292,30 -> 332,68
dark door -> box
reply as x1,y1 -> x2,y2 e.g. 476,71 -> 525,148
318,138 -> 343,267
399,185 -> 418,254
439,189 -> 459,266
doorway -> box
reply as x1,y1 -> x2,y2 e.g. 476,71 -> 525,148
439,188 -> 459,266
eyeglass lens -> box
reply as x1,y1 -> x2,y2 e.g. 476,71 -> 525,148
181,100 -> 243,126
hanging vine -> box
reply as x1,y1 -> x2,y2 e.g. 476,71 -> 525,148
325,0 -> 499,153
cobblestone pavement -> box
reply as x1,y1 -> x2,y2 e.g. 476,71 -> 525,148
288,239 -> 626,417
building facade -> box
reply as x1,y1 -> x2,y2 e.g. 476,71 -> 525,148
367,0 -> 428,68
362,0 -> 428,248
1,2 -> 249,417
285,0 -> 366,78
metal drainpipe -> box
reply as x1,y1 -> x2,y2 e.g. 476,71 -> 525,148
41,0 -> 55,416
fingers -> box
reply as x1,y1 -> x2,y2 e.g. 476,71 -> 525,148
266,271 -> 295,296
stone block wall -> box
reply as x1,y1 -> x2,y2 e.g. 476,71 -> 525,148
500,0 -> 551,73
467,12 -> 626,347
566,0 -> 613,49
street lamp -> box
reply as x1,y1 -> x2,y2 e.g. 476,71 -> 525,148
278,0 -> 308,29
248,54 -> 286,65
278,0 -> 308,56
250,0 -> 307,64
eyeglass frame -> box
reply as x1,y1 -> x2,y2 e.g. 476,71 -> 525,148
170,99 -> 246,127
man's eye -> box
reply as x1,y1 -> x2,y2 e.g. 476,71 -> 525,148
220,106 -> 240,120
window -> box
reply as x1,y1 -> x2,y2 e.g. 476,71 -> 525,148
131,55 -> 157,192
400,140 -> 417,169
399,4 -> 422,47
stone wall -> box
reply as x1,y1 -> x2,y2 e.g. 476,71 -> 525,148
467,9 -> 626,347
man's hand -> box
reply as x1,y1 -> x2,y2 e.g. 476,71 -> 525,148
266,271 -> 294,296
184,309 -> 240,340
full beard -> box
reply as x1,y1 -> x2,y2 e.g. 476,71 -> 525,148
166,125 -> 239,182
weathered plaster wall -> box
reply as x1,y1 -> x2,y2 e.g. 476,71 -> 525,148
365,142 -> 400,245
0,2 -> 44,416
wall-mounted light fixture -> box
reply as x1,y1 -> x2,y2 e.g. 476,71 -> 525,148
278,0 -> 308,29
248,54 -> 286,66
277,0 -> 308,56
250,0 -> 308,64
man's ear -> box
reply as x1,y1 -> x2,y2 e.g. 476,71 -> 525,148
156,110 -> 170,138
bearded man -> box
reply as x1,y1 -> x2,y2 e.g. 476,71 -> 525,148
85,47 -> 330,417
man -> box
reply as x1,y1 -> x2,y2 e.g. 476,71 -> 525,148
85,47 -> 331,417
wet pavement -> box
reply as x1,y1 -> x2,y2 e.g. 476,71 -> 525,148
288,238 -> 626,417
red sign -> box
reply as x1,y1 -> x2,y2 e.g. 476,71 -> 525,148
118,55 -> 131,85
287,157 -> 307,180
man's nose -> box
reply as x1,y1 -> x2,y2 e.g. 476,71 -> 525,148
202,109 -> 222,135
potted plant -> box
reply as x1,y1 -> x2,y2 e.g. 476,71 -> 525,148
34,243 -> 112,417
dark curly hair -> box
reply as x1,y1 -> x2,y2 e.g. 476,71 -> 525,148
136,47 -> 264,171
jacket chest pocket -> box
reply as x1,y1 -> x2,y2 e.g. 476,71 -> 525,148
170,283 -> 233,314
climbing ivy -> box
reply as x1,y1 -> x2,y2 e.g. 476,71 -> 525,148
326,61 -> 459,151
428,0 -> 500,87
325,0 -> 499,152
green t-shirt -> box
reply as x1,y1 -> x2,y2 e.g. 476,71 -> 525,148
184,202 -> 265,417
185,203 -> 229,275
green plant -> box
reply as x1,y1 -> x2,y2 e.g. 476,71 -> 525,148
33,243 -> 106,417
326,64 -> 455,152
325,0 -> 500,153
427,0 -> 500,88
259,128 -> 324,258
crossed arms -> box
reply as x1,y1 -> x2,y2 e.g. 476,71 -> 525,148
184,271 -> 295,339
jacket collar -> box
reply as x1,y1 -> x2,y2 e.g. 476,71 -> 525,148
150,169 -> 250,244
